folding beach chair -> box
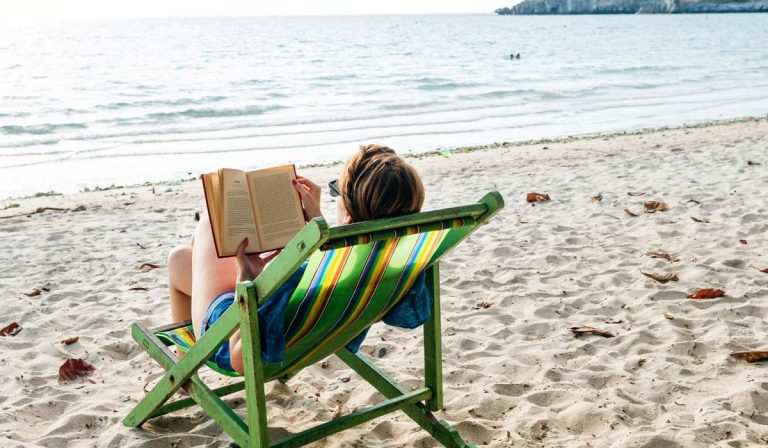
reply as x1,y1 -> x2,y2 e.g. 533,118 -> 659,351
124,191 -> 504,448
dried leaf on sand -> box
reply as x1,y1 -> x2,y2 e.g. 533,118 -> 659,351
739,239 -> 748,245
646,251 -> 679,262
139,263 -> 160,272
61,336 -> 79,345
627,191 -> 646,196
474,300 -> 493,310
1,207 -> 68,219
641,272 -> 679,283
0,322 -> 22,336
687,288 -> 726,299
58,358 -> 95,383
731,351 -> 768,363
644,200 -> 668,213
624,208 -> 639,217
591,193 -> 603,203
22,287 -> 50,297
570,326 -> 615,338
690,216 -> 709,223
526,192 -> 551,203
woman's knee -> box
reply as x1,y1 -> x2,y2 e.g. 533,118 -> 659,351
168,245 -> 193,292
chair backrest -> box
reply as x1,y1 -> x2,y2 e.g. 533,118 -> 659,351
257,192 -> 504,380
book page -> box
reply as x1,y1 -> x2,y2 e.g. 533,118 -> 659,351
220,168 -> 261,256
246,165 -> 305,251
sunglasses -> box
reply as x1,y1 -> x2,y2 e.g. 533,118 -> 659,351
328,179 -> 341,197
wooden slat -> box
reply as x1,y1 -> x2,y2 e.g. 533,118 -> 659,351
250,217 -> 329,303
150,319 -> 192,335
271,388 -> 432,448
237,281 -> 269,447
328,203 -> 488,240
123,324 -> 250,445
336,349 -> 475,448
151,380 -> 246,418
320,217 -> 476,251
423,264 -> 443,412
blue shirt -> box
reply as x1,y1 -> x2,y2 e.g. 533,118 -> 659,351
203,262 -> 432,367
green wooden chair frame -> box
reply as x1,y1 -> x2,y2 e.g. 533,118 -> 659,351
124,191 -> 504,447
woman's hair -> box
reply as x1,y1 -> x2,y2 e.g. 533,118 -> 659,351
339,144 -> 425,222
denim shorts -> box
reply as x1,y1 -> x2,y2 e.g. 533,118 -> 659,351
200,290 -> 236,371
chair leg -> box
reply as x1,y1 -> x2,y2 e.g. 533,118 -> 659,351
337,349 -> 475,448
124,322 -> 251,446
236,281 -> 269,448
124,306 -> 238,426
424,263 -> 444,412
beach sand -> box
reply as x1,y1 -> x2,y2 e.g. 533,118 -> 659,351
1,118 -> 767,447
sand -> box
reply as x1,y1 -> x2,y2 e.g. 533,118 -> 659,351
1,118 -> 767,447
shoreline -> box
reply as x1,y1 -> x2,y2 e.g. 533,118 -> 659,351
4,113 -> 766,204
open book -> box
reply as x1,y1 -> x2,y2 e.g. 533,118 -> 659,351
201,164 -> 305,257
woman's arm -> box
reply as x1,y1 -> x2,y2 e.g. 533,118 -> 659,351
229,237 -> 281,374
229,334 -> 244,374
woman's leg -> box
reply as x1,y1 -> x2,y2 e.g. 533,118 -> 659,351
190,217 -> 238,337
168,245 -> 193,323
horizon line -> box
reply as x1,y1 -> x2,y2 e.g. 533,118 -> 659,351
0,11 -> 504,24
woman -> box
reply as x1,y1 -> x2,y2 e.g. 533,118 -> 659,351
167,144 -> 431,374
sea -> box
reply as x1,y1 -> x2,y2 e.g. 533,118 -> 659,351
1,13 -> 767,199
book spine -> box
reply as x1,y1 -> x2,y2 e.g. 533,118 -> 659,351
200,174 -> 227,259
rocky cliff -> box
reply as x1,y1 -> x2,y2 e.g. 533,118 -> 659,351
495,0 -> 768,14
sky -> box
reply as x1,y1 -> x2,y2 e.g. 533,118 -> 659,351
1,0 -> 511,21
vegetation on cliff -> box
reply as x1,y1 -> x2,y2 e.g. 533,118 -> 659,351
495,0 -> 768,14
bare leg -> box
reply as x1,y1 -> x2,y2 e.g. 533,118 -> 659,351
190,217 -> 238,338
168,245 -> 193,323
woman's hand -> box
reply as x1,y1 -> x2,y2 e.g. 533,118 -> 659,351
234,238 -> 281,283
292,175 -> 323,221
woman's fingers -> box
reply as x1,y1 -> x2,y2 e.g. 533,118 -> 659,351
292,178 -> 323,220
262,249 -> 282,263
292,180 -> 309,197
295,176 -> 320,191
235,237 -> 249,259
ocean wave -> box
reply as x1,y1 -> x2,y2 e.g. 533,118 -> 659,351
36,125 -> 516,161
456,89 -> 541,100
96,96 -> 229,110
0,111 -> 32,118
596,65 -> 683,75
380,101 -> 449,111
315,73 -> 359,81
3,106 -> 562,160
147,104 -> 283,120
396,77 -> 451,85
0,123 -> 87,135
0,138 -> 61,150
68,100 -> 548,144
0,103 -> 556,155
417,81 -> 481,91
